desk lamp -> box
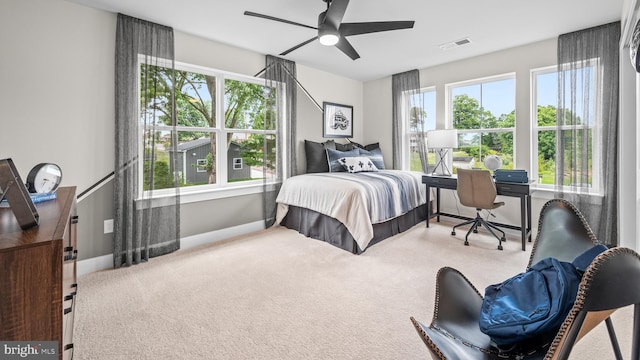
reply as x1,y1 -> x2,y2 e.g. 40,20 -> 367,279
427,129 -> 458,176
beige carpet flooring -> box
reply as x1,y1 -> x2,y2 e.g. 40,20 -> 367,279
73,221 -> 634,359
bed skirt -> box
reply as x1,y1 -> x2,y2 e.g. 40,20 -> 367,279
279,203 -> 429,254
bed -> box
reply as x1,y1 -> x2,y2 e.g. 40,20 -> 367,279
275,170 -> 428,254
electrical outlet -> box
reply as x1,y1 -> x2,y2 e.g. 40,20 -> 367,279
104,219 -> 114,234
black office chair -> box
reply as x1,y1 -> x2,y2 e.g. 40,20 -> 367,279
410,199 -> 638,360
451,168 -> 506,250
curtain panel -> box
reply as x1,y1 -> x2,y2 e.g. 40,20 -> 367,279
392,70 -> 427,171
556,21 -> 620,246
114,14 -> 180,267
263,55 -> 297,227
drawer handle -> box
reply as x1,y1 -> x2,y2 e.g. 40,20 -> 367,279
71,283 -> 78,288
64,344 -> 74,351
64,294 -> 74,301
64,307 -> 72,315
71,215 -> 79,224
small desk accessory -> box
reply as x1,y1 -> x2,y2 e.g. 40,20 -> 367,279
0,158 -> 39,229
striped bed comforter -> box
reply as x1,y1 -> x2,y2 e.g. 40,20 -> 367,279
275,170 -> 426,250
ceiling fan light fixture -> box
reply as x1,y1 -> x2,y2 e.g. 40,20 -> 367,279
319,33 -> 339,46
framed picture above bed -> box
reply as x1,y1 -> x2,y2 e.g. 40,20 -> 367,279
323,102 -> 353,138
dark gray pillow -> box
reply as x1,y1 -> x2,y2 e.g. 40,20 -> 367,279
335,142 -> 354,151
326,148 -> 360,172
305,140 -> 336,173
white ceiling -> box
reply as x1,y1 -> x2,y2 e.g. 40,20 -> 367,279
67,0 -> 623,81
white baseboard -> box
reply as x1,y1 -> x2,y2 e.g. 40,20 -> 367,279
77,220 -> 266,277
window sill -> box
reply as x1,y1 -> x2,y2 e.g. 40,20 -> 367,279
139,182 -> 275,208
529,185 -> 604,201
179,183 -> 272,204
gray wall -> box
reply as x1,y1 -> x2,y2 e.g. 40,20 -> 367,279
1,0 -> 365,261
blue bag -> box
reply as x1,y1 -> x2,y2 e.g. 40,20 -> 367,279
479,244 -> 608,348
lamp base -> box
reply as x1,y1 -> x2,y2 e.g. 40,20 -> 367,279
431,149 -> 452,176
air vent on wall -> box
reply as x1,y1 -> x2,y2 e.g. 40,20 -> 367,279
438,37 -> 472,50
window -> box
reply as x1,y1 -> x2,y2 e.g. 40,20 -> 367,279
232,158 -> 243,170
447,74 -> 515,172
140,59 -> 279,194
531,63 -> 601,192
195,159 -> 207,173
403,87 -> 436,171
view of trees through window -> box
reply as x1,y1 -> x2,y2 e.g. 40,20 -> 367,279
450,76 -> 515,172
408,89 -> 436,171
140,62 -> 277,191
533,65 -> 596,188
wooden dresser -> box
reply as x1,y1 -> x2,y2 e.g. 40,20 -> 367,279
0,187 -> 78,360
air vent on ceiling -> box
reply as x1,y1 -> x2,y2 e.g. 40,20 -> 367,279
438,37 -> 472,50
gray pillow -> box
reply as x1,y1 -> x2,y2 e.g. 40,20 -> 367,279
358,147 -> 385,170
326,148 -> 360,172
305,140 -> 336,173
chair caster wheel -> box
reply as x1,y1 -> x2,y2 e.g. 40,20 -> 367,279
498,244 -> 503,250
464,241 -> 469,246
451,231 -> 456,236
501,237 -> 506,242
473,229 -> 478,233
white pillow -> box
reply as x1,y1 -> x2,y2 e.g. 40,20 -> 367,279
338,156 -> 379,173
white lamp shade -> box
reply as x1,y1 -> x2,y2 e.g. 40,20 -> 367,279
427,129 -> 459,149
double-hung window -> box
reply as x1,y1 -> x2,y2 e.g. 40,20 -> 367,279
447,74 -> 515,171
139,59 -> 279,196
531,61 -> 601,192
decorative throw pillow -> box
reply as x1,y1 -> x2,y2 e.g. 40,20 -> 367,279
358,147 -> 385,170
305,140 -> 336,173
339,156 -> 379,173
326,148 -> 359,172
334,142 -> 354,151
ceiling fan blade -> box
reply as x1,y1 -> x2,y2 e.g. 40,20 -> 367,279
340,21 -> 415,37
280,36 -> 319,56
244,11 -> 317,31
324,0 -> 350,29
335,37 -> 360,60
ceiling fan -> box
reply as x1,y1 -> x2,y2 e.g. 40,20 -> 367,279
244,0 -> 415,60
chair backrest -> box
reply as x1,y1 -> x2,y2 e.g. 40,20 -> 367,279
546,247 -> 640,360
528,199 -> 599,268
456,169 -> 497,210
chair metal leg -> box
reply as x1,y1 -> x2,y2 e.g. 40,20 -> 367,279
479,218 -> 504,250
451,218 -> 477,236
605,317 -> 623,360
464,220 -> 480,246
632,303 -> 640,360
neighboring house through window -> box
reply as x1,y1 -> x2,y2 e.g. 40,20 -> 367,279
139,59 -> 279,195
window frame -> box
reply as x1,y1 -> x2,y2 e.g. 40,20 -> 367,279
137,57 -> 281,201
530,62 -> 602,194
445,72 -> 517,170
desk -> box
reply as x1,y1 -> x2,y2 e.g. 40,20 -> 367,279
422,174 -> 532,251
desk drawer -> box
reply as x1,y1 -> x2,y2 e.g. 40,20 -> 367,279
422,175 -> 457,189
496,182 -> 529,195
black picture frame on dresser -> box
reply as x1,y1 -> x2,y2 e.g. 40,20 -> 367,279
0,158 -> 38,229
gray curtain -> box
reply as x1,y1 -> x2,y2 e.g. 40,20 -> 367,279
263,55 -> 297,227
556,21 -> 620,246
114,14 -> 180,267
392,69 -> 427,171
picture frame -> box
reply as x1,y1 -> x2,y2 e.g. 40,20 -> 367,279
0,158 -> 39,230
323,102 -> 353,138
